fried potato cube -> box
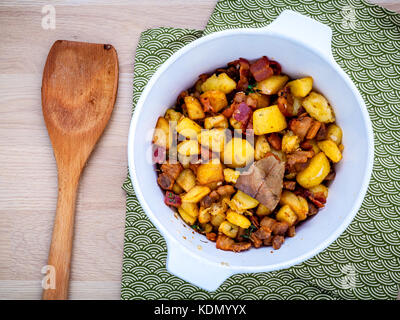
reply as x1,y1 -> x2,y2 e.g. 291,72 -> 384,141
279,190 -> 307,221
255,75 -> 289,95
309,184 -> 329,199
219,220 -> 239,238
180,201 -> 199,218
254,135 -> 271,161
176,169 -> 197,192
226,210 -> 251,229
198,207 -> 211,224
253,105 -> 287,135
184,96 -> 205,120
276,205 -> 297,227
296,196 -> 309,221
223,168 -> 240,184
178,206 -> 197,225
204,114 -> 228,129
197,128 -> 227,153
282,132 -> 300,154
153,117 -> 171,149
200,90 -> 228,112
256,203 -> 272,216
231,190 -> 259,210
221,138 -> 255,168
181,185 -> 211,203
318,139 -> 342,163
164,108 -> 183,122
177,140 -> 200,156
229,117 -> 243,130
201,73 -> 237,94
172,183 -> 184,194
296,152 -> 331,188
196,162 -> 224,185
287,77 -> 313,97
326,124 -> 343,145
210,211 -> 226,228
302,92 -> 335,123
176,117 -> 202,139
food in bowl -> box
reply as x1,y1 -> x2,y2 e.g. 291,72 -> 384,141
152,56 -> 344,252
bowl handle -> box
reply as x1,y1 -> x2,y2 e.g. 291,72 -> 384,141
265,10 -> 333,59
166,238 -> 233,291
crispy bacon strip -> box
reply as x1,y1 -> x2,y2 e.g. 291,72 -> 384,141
232,102 -> 252,129
306,121 -> 321,139
216,234 -> 251,252
164,191 -> 182,207
249,56 -> 273,82
277,86 -> 294,117
286,150 -> 314,168
289,116 -> 314,140
267,133 -> 282,150
228,58 -> 250,91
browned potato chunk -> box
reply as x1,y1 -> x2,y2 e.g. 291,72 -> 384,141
197,161 -> 224,185
184,96 -> 205,120
153,117 -> 171,149
200,91 -> 228,112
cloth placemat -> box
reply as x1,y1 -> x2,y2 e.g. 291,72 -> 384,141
121,0 -> 400,300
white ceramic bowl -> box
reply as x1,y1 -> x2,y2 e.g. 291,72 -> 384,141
128,10 -> 374,291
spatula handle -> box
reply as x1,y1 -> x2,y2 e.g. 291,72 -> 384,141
42,171 -> 79,300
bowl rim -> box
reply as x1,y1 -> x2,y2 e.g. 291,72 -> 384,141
127,27 -> 374,272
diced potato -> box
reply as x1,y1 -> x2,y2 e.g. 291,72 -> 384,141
204,114 -> 228,129
297,196 -> 309,221
287,77 -> 313,97
229,117 -> 243,130
181,185 -> 211,203
296,152 -> 331,188
276,205 -> 297,227
282,132 -> 300,153
226,210 -> 251,229
176,169 -> 197,192
178,207 -> 197,225
172,183 -> 184,194
318,140 -> 342,163
309,184 -> 329,200
255,75 -> 289,95
210,210 -> 226,228
164,108 -> 183,122
177,153 -> 192,169
200,90 -> 228,112
326,124 -> 343,145
197,128 -> 226,153
302,92 -> 335,123
254,135 -> 271,161
201,73 -> 236,94
222,138 -> 255,168
279,191 -> 307,221
177,140 -> 200,156
248,92 -> 270,108
180,202 -> 199,218
177,117 -> 202,139
223,168 -> 240,184
197,162 -> 224,185
219,220 -> 239,238
209,201 -> 228,217
198,207 -> 211,224
253,105 -> 287,135
256,204 -> 271,216
292,97 -> 303,116
153,117 -> 171,149
184,96 -> 205,120
231,190 -> 259,210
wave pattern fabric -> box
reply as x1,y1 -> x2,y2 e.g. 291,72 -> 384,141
122,0 -> 400,300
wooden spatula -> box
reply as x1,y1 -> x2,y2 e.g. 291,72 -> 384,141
41,40 -> 118,300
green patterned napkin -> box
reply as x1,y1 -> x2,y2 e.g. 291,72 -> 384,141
122,0 -> 400,300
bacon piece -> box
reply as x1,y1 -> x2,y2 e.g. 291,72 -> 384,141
206,232 -> 217,242
300,140 -> 314,151
161,161 -> 183,180
316,123 -> 327,141
249,215 -> 260,229
216,185 -> 235,197
308,202 -> 319,216
177,90 -> 188,106
228,59 -> 250,91
325,171 -> 336,181
306,121 -> 321,139
250,233 -> 263,248
216,234 -> 251,252
222,105 -> 234,118
260,217 -> 276,230
152,146 -> 166,164
253,226 -> 272,240
269,60 -> 282,75
164,191 -> 182,207
289,116 -> 314,140
232,102 -> 252,129
267,133 -> 282,150
283,180 -> 296,190
287,226 -> 296,237
277,86 -> 294,117
272,235 -> 285,250
250,56 -> 274,82
272,222 -> 289,236
157,173 -> 174,190
287,150 -> 314,168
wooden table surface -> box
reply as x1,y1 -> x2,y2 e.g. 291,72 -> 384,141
0,0 -> 399,300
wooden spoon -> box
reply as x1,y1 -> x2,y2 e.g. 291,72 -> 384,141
41,40 -> 118,300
